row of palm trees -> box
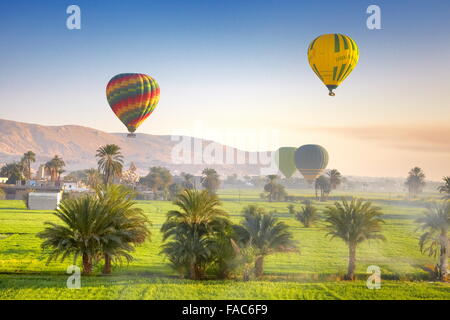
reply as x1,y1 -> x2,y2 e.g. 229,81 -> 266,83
39,184 -> 389,281
289,200 -> 450,281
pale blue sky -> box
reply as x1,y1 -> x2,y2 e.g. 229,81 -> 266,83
1,1 -> 449,178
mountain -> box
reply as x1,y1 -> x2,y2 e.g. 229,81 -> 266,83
0,119 -> 268,176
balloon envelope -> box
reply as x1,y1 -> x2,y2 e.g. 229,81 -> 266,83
307,34 -> 359,96
295,144 -> 329,182
106,73 -> 160,136
274,147 -> 297,178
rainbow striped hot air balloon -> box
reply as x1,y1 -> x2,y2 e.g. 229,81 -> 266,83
106,73 -> 160,137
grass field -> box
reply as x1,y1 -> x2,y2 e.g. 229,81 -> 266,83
0,189 -> 449,300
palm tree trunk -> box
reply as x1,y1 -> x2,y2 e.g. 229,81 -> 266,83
189,263 -> 197,280
103,254 -> 112,275
254,256 -> 265,278
346,243 -> 357,280
439,231 -> 448,281
82,253 -> 92,275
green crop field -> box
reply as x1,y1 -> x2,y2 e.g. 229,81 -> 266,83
0,190 -> 449,300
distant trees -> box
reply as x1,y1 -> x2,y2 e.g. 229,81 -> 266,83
140,166 -> 173,200
295,202 -> 320,228
85,168 -> 102,189
437,177 -> 450,199
416,201 -> 450,281
96,144 -> 124,185
0,162 -> 24,184
324,199 -> 385,280
405,167 -> 426,198
315,175 -> 331,201
38,185 -> 151,275
21,151 -> 36,180
160,189 -> 230,279
327,169 -> 342,190
233,205 -> 297,278
168,182 -> 184,200
45,155 -> 66,182
313,170 -> 343,201
201,168 -> 221,194
0,151 -> 36,184
181,172 -> 195,189
263,175 -> 287,202
121,162 -> 140,186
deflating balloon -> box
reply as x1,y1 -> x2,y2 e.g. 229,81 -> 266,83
106,73 -> 160,137
274,147 -> 297,179
307,34 -> 359,96
295,144 -> 329,183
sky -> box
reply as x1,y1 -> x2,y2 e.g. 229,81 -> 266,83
0,0 -> 449,179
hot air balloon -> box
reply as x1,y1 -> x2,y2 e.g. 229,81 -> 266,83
106,73 -> 160,137
307,34 -> 359,96
295,144 -> 329,183
274,147 -> 297,179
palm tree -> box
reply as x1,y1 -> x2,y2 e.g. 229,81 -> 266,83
437,177 -> 450,199
45,155 -> 65,182
263,175 -> 287,202
21,151 -> 36,180
38,187 -> 151,275
37,196 -> 110,275
234,205 -> 297,278
160,189 -> 230,279
327,169 -> 342,190
315,175 -> 331,201
324,199 -> 385,280
96,144 -> 124,185
295,202 -> 320,227
85,168 -> 101,189
95,185 -> 151,274
201,168 -> 221,194
416,201 -> 450,281
405,167 -> 426,199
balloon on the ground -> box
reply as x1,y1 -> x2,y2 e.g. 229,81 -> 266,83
106,73 -> 160,137
294,144 -> 329,183
274,147 -> 297,178
307,34 -> 359,96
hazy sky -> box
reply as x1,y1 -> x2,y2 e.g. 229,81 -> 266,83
1,1 -> 449,179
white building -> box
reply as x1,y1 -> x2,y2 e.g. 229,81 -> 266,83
28,192 -> 62,210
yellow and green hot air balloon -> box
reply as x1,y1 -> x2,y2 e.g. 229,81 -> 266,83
307,34 -> 359,96
274,147 -> 297,179
106,73 -> 160,137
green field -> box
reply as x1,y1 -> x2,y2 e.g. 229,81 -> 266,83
0,189 -> 449,300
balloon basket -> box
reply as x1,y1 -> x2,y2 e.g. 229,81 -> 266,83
127,133 -> 136,138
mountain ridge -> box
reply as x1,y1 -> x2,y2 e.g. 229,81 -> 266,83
0,118 -> 266,176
